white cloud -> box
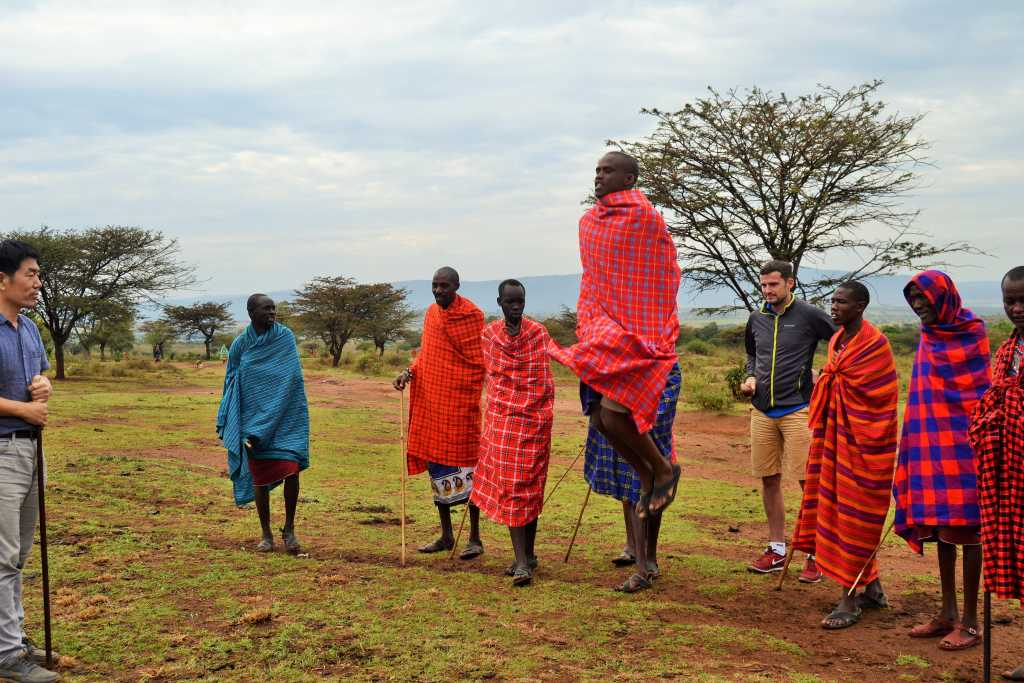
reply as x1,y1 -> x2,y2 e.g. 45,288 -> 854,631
1,0 -> 1022,295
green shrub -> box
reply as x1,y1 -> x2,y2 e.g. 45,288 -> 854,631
385,353 -> 406,368
685,339 -> 713,356
724,360 -> 749,399
689,383 -> 734,412
354,352 -> 383,375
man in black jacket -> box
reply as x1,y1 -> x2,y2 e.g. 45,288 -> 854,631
741,260 -> 835,580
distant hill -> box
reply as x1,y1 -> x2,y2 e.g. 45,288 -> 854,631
150,268 -> 1006,323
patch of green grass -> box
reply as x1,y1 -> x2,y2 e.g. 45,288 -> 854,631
896,653 -> 930,668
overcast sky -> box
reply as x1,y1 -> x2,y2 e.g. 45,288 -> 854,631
2,0 -> 1021,295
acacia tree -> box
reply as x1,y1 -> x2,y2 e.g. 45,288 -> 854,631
163,302 -> 235,360
77,301 -> 136,360
615,81 -> 977,313
139,319 -> 177,358
5,226 -> 194,378
293,277 -> 377,366
357,284 -> 416,357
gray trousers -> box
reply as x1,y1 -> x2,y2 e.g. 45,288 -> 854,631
0,435 -> 40,661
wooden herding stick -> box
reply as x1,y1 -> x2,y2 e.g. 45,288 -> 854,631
564,486 -> 592,563
774,545 -> 796,591
543,444 -> 585,508
35,429 -> 53,667
847,520 -> 895,596
984,590 -> 992,683
449,504 -> 469,560
399,390 -> 407,567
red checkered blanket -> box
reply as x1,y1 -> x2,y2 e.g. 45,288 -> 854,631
548,189 -> 680,433
969,331 -> 1024,601
406,295 -> 485,475
471,318 -> 555,527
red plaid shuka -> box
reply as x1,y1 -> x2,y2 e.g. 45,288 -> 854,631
969,330 -> 1024,601
792,321 -> 899,588
471,318 -> 555,527
406,295 -> 485,475
548,189 -> 681,433
893,271 -> 991,552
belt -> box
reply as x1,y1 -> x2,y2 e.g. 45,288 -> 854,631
1,429 -> 37,440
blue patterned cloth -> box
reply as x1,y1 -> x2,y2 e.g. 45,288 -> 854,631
581,363 -> 681,504
217,322 -> 309,506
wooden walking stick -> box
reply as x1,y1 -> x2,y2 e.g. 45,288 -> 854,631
543,444 -> 585,508
564,485 -> 592,563
774,545 -> 796,591
399,390 -> 407,567
34,428 -> 53,668
449,503 -> 469,560
847,520 -> 895,596
984,590 -> 992,683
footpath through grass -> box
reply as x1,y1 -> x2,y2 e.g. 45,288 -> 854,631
25,361 -> 981,682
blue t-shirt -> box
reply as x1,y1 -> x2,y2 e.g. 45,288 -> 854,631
763,403 -> 808,419
0,313 -> 50,435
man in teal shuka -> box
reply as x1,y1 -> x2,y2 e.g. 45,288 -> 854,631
217,294 -> 310,555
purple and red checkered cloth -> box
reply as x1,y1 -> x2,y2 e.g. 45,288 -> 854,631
893,271 -> 991,553
969,330 -> 1024,601
548,189 -> 681,434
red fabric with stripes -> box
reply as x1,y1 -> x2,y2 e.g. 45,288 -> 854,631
969,331 -> 1024,601
547,189 -> 680,433
792,321 -> 899,588
406,295 -> 485,475
471,318 -> 555,527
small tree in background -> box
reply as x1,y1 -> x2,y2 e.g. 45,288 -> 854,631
357,284 -> 416,357
77,301 -> 136,360
293,276 -> 367,367
164,301 -> 234,360
139,319 -> 177,359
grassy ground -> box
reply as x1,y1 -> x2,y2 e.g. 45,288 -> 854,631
21,355 -> 1016,682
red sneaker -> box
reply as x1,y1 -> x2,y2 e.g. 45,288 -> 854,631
798,555 -> 823,583
748,546 -> 786,573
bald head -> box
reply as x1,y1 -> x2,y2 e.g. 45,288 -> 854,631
247,293 -> 276,332
595,151 -> 639,197
432,266 -> 460,309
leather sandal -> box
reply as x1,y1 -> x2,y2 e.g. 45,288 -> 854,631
909,617 -> 955,638
939,623 -> 982,651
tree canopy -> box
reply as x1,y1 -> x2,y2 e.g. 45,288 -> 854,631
292,276 -> 367,367
614,80 -> 978,313
356,283 -> 416,357
163,301 -> 235,360
5,226 -> 194,378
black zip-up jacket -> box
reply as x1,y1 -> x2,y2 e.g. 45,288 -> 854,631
744,297 -> 836,413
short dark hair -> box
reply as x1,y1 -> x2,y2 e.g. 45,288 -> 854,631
246,293 -> 269,313
498,278 -> 525,297
434,266 -> 460,285
0,240 -> 40,278
606,151 -> 639,178
837,280 -> 870,306
1003,266 -> 1024,286
760,260 -> 794,280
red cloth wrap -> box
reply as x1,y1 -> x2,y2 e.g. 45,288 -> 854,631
548,189 -> 681,433
471,319 -> 555,527
247,456 -> 300,487
406,295 -> 485,475
969,331 -> 1024,601
792,322 -> 899,588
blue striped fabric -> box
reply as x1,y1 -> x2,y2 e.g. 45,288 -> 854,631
217,322 -> 309,506
581,363 -> 681,504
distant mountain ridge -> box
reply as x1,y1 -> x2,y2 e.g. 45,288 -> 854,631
154,268 -> 1007,323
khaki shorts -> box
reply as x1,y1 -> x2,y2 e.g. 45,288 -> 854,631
750,407 -> 811,481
